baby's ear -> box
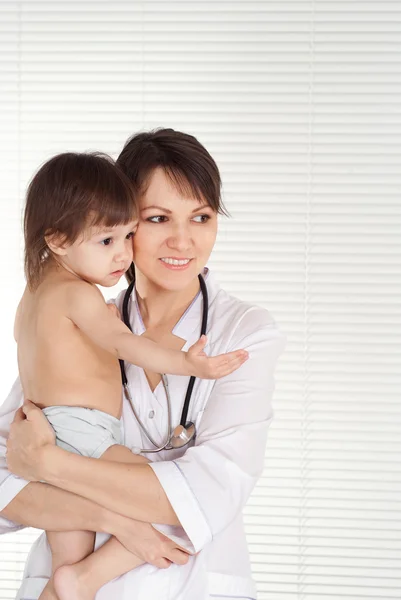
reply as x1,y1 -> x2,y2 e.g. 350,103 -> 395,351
44,231 -> 70,256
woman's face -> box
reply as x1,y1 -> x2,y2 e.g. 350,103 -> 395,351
133,168 -> 218,292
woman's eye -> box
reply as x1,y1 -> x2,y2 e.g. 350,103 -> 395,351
192,214 -> 210,223
147,216 -> 168,223
101,238 -> 112,246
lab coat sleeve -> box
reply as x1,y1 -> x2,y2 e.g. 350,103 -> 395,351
149,309 -> 286,553
0,377 -> 29,534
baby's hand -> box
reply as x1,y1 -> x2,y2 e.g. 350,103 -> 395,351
185,335 -> 249,379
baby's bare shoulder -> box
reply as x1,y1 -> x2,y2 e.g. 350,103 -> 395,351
41,279 -> 104,311
33,279 -> 105,322
61,279 -> 104,302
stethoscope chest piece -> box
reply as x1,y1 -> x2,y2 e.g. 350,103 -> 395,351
170,422 -> 196,449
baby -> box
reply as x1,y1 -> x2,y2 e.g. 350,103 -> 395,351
15,152 -> 248,600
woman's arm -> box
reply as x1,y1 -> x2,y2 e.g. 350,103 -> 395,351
0,377 -> 30,533
2,483 -> 188,567
2,481 -> 122,537
6,309 -> 285,552
0,381 -> 125,536
0,380 -> 188,566
150,313 -> 286,551
6,405 -> 178,526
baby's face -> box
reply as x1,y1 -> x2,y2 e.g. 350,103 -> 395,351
60,220 -> 137,287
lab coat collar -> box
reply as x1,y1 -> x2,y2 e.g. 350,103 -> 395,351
130,267 -> 218,341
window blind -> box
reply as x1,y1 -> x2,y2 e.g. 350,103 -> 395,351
0,1 -> 400,598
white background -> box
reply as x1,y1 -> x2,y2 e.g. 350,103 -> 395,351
1,1 -> 401,598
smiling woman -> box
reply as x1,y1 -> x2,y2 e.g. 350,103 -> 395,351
119,128 -> 228,295
133,168 -> 218,292
0,129 -> 285,600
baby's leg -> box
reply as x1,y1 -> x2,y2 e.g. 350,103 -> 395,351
39,530 -> 94,600
100,442 -> 150,464
53,445 -> 148,600
54,535 -> 144,600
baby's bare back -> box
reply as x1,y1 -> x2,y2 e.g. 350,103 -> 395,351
15,272 -> 123,418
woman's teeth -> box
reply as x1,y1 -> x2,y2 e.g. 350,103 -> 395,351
161,258 -> 191,266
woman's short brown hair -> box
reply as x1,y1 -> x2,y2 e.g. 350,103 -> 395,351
24,152 -> 136,290
116,128 -> 227,216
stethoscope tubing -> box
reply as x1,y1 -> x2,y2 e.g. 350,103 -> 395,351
122,375 -> 173,453
179,274 -> 208,427
119,269 -> 208,452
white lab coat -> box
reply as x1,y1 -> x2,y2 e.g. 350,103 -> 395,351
0,269 -> 285,600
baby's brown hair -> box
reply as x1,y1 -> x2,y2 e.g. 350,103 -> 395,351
24,152 -> 136,290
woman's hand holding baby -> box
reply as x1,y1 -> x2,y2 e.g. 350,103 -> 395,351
112,518 -> 190,569
6,400 -> 56,481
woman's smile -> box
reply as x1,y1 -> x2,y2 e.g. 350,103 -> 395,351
159,257 -> 193,270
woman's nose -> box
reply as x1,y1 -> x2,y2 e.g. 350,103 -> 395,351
167,225 -> 193,252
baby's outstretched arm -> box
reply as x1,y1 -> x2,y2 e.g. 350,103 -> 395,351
66,281 -> 248,379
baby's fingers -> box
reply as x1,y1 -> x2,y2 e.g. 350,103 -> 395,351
188,335 -> 208,356
222,349 -> 249,364
212,350 -> 249,378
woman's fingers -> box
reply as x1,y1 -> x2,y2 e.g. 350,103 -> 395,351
154,547 -> 189,568
152,557 -> 172,569
6,397 -> 56,481
12,407 -> 25,424
22,399 -> 38,417
12,399 -> 39,424
165,547 -> 190,566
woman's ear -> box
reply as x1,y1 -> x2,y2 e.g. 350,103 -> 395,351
44,232 -> 70,256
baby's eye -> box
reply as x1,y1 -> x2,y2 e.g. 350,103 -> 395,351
101,238 -> 112,246
147,216 -> 168,223
126,232 -> 134,240
192,214 -> 210,223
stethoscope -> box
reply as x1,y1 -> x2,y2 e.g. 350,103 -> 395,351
119,268 -> 208,453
